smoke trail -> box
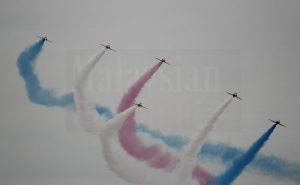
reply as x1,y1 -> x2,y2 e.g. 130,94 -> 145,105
217,124 -> 277,185
100,105 -> 172,185
100,106 -> 137,144
200,142 -> 300,184
117,62 -> 162,112
16,42 -> 211,184
100,105 -> 214,185
117,62 -> 180,170
74,49 -> 108,134
99,105 -> 148,185
193,166 -> 216,185
17,41 -> 300,183
177,97 -> 233,182
138,126 -> 300,184
17,40 -> 113,119
17,39 -> 75,110
95,105 -> 114,120
136,124 -> 189,150
115,61 -> 216,184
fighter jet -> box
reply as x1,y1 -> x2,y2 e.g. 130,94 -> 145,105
37,36 -> 53,43
134,102 -> 148,109
99,43 -> 116,51
226,91 -> 242,100
155,57 -> 171,65
269,119 -> 286,127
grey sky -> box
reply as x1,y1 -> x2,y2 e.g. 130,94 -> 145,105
1,0 -> 300,185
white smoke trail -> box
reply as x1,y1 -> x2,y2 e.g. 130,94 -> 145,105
176,97 -> 233,183
73,49 -> 198,185
100,106 -> 137,140
74,49 -> 106,135
99,106 -> 194,185
99,105 -> 161,185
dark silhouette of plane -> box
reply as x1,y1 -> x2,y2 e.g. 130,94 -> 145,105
155,57 -> 170,65
269,119 -> 286,127
134,102 -> 148,109
37,36 -> 53,43
226,91 -> 242,100
99,43 -> 116,51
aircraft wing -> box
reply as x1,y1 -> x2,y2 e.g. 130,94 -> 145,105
109,48 -> 116,52
269,119 -> 276,123
47,39 -> 54,43
237,96 -> 242,100
154,57 -> 161,61
279,123 -> 286,127
226,91 -> 233,96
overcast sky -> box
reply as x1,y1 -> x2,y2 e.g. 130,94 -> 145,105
1,0 -> 300,185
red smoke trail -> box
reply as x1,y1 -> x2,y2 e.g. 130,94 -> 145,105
117,62 -> 178,170
116,62 -> 216,184
193,166 -> 216,185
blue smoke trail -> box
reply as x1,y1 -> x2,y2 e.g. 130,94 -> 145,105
95,105 -> 114,120
17,39 -> 75,110
200,142 -> 300,184
217,124 -> 277,185
17,41 -> 300,184
137,124 -> 300,184
17,40 -> 113,118
136,124 -> 189,150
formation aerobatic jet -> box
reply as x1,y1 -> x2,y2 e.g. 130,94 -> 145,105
134,102 -> 148,109
99,43 -> 116,51
269,119 -> 286,127
155,57 -> 170,65
37,36 -> 53,43
226,91 -> 242,100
